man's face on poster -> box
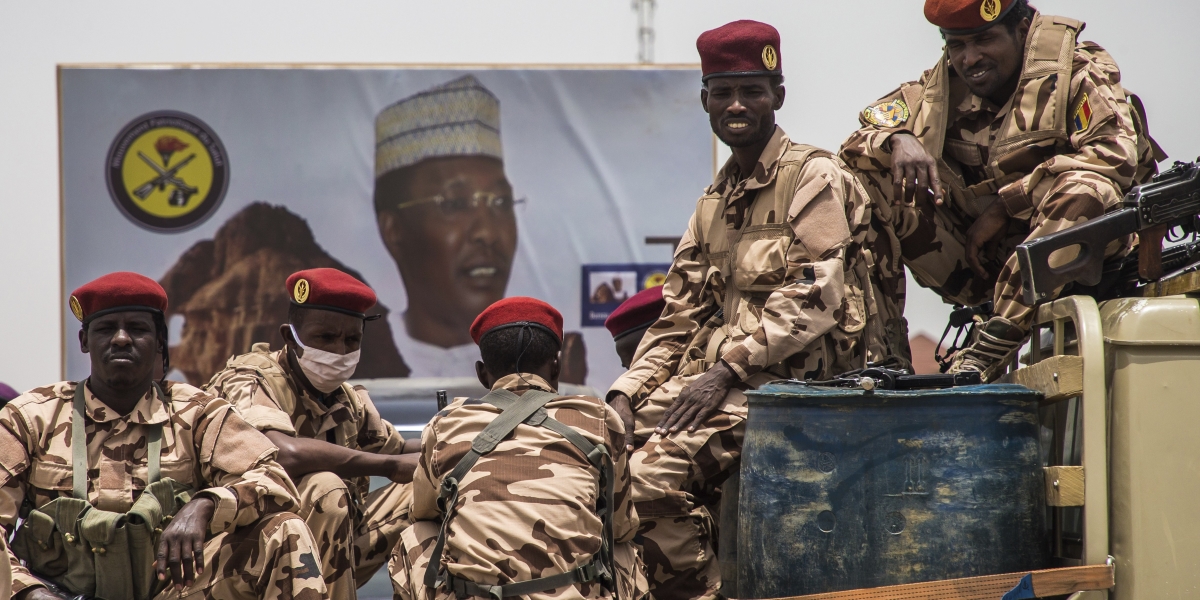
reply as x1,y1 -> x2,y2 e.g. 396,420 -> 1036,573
375,155 -> 518,331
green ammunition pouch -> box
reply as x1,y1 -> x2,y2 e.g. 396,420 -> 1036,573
424,388 -> 617,599
11,380 -> 195,600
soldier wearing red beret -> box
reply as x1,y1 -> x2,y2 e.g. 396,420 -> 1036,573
604,285 -> 666,368
840,0 -> 1164,380
607,20 -> 892,600
206,268 -> 420,599
389,297 -> 646,599
1,272 -> 328,600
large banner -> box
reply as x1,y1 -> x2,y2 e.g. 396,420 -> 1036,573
60,66 -> 711,390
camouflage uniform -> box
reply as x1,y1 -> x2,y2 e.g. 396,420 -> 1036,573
839,13 -> 1162,337
608,126 -> 879,600
0,380 -> 327,600
206,344 -> 413,599
389,373 -> 646,600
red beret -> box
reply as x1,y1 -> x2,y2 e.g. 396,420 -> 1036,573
604,285 -> 665,339
286,268 -> 377,318
697,20 -> 782,82
925,0 -> 1016,34
70,271 -> 167,324
470,297 -> 564,345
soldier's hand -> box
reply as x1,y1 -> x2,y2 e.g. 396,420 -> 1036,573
387,453 -> 420,484
965,198 -> 1010,279
607,392 -> 637,452
657,361 -> 737,435
890,133 -> 943,206
156,496 -> 215,591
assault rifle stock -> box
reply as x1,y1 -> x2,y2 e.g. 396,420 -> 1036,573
1017,159 -> 1200,304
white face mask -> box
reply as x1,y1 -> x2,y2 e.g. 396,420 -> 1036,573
288,324 -> 361,394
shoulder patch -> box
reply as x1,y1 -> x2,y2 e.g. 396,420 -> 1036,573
1073,93 -> 1092,133
863,98 -> 910,128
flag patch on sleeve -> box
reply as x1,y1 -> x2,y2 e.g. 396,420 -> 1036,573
1073,93 -> 1092,132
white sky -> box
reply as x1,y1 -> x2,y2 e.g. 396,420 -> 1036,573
1,0 -> 1196,391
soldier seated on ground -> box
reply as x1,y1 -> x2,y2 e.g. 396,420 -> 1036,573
390,297 -> 645,600
1,272 -> 327,600
205,268 -> 419,600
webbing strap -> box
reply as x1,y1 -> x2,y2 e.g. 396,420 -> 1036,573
447,557 -> 609,599
72,380 -> 89,500
72,381 -> 167,500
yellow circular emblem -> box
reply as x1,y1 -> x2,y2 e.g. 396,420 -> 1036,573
643,272 -> 668,289
294,279 -> 311,304
69,296 -> 84,321
761,45 -> 779,71
980,0 -> 1001,22
106,111 -> 228,232
863,99 -> 911,128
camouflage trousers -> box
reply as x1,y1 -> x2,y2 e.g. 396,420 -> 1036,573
154,512 -> 327,600
865,204 -> 914,369
388,521 -> 646,600
628,371 -> 776,600
296,472 -> 413,599
856,168 -> 1130,334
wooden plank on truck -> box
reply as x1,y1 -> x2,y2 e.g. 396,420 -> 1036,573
763,564 -> 1113,600
1044,466 -> 1086,506
998,355 -> 1083,404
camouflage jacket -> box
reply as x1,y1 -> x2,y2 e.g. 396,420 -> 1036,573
412,373 -> 638,599
206,345 -> 405,499
840,12 -> 1161,219
0,380 -> 299,596
611,126 -> 875,402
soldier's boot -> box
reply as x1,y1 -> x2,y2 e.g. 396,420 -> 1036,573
949,316 -> 1026,382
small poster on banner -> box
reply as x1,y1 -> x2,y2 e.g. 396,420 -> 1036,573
581,264 -> 670,327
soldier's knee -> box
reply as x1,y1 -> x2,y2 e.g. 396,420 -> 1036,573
297,471 -> 352,515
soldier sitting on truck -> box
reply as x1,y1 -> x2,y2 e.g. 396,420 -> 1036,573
205,268 -> 419,600
0,272 -> 327,600
839,0 -> 1164,381
389,297 -> 645,600
606,19 -> 887,600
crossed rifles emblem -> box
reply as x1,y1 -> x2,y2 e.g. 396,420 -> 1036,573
133,135 -> 199,207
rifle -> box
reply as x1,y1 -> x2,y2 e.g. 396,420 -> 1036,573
1017,159 -> 1200,304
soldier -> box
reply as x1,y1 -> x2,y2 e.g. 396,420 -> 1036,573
206,268 -> 418,600
604,285 -> 666,369
606,20 -> 882,600
1,272 -> 326,600
839,0 -> 1164,380
389,297 -> 645,600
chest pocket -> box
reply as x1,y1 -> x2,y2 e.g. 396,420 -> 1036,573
27,460 -> 72,492
731,224 -> 792,293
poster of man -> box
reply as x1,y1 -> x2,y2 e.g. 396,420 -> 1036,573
60,66 -> 710,389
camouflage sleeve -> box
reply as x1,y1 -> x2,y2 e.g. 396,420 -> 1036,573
192,400 -> 301,535
209,370 -> 297,436
609,212 -> 714,401
999,45 -> 1140,218
409,415 -> 443,521
721,159 -> 853,379
603,404 -> 638,543
0,405 -> 41,595
838,80 -> 922,173
353,387 -> 405,455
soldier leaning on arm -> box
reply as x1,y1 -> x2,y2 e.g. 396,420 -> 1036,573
839,0 -> 1164,380
0,272 -> 327,600
606,20 -> 886,600
390,297 -> 646,600
205,268 -> 419,600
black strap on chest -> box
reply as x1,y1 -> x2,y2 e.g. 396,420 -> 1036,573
423,387 -> 617,599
